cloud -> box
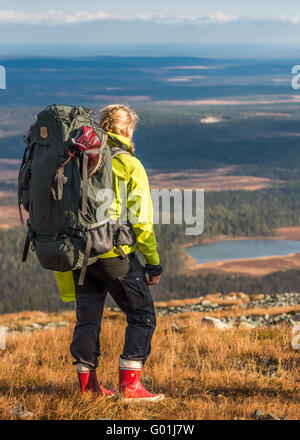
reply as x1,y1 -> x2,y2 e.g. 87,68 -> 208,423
286,16 -> 300,24
0,10 -> 300,26
135,11 -> 238,24
0,10 -> 109,25
0,10 -> 240,26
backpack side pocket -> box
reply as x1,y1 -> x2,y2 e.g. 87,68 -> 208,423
34,235 -> 83,272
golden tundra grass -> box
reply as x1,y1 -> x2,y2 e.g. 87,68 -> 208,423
0,308 -> 300,420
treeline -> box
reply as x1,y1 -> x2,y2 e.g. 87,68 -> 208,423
2,182 -> 300,313
154,182 -> 300,247
2,105 -> 300,182
0,228 -> 74,314
202,183 -> 300,239
5,182 -> 300,239
4,182 -> 300,239
2,227 -> 300,314
153,269 -> 300,301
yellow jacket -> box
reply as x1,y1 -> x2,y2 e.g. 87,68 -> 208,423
55,132 -> 160,302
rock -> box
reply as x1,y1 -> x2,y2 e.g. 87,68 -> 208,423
171,323 -> 180,332
236,292 -> 249,300
21,326 -> 34,332
0,326 -> 9,333
253,409 -> 263,419
9,403 -> 33,419
202,317 -> 229,330
31,323 -> 41,329
56,321 -> 69,327
251,294 -> 264,301
201,300 -> 212,306
266,412 -> 281,420
156,292 -> 300,319
44,321 -> 69,329
239,321 -> 257,329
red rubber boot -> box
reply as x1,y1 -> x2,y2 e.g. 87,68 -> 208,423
77,364 -> 115,397
119,358 -> 165,402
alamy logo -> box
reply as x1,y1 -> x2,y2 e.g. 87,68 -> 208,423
292,65 -> 300,90
0,325 -> 6,349
95,185 -> 204,236
292,324 -> 300,350
0,65 -> 6,89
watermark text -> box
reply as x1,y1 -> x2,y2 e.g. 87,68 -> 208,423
0,65 -> 6,90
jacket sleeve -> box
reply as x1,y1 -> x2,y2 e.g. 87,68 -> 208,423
127,160 -> 160,266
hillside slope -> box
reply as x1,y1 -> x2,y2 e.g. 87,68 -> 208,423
0,303 -> 299,420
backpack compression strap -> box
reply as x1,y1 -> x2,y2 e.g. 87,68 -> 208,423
78,231 -> 92,285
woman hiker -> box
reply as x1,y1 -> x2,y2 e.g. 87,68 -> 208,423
55,104 -> 164,402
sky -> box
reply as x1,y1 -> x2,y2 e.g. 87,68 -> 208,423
1,1 -> 300,55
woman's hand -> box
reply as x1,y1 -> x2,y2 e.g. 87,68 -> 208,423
144,263 -> 163,285
148,275 -> 161,286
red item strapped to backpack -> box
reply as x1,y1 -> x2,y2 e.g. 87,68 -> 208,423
71,126 -> 106,177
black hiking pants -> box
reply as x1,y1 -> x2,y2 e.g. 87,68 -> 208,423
70,252 -> 156,369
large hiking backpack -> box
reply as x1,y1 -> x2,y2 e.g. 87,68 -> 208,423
18,104 -> 136,284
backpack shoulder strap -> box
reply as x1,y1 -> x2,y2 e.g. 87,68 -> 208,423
110,146 -> 132,158
107,133 -> 133,157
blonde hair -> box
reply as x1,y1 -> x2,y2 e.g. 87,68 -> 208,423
99,104 -> 139,138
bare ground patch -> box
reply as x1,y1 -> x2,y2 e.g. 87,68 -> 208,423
186,252 -> 300,277
255,112 -> 291,117
0,161 -> 277,192
148,166 -> 277,191
0,206 -> 26,229
154,94 -> 300,106
0,159 -> 20,183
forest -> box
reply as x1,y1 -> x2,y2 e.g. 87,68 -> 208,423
2,181 -> 300,313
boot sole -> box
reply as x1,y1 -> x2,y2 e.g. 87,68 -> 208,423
121,394 -> 165,403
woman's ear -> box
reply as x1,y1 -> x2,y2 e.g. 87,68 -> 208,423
126,126 -> 134,140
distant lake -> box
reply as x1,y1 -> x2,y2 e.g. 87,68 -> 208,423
185,239 -> 300,264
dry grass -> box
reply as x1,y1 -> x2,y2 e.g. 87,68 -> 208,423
0,309 -> 299,420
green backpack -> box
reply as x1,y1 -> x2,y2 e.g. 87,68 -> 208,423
18,104 -> 136,284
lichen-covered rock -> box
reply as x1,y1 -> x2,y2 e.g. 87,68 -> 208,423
202,317 -> 230,330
